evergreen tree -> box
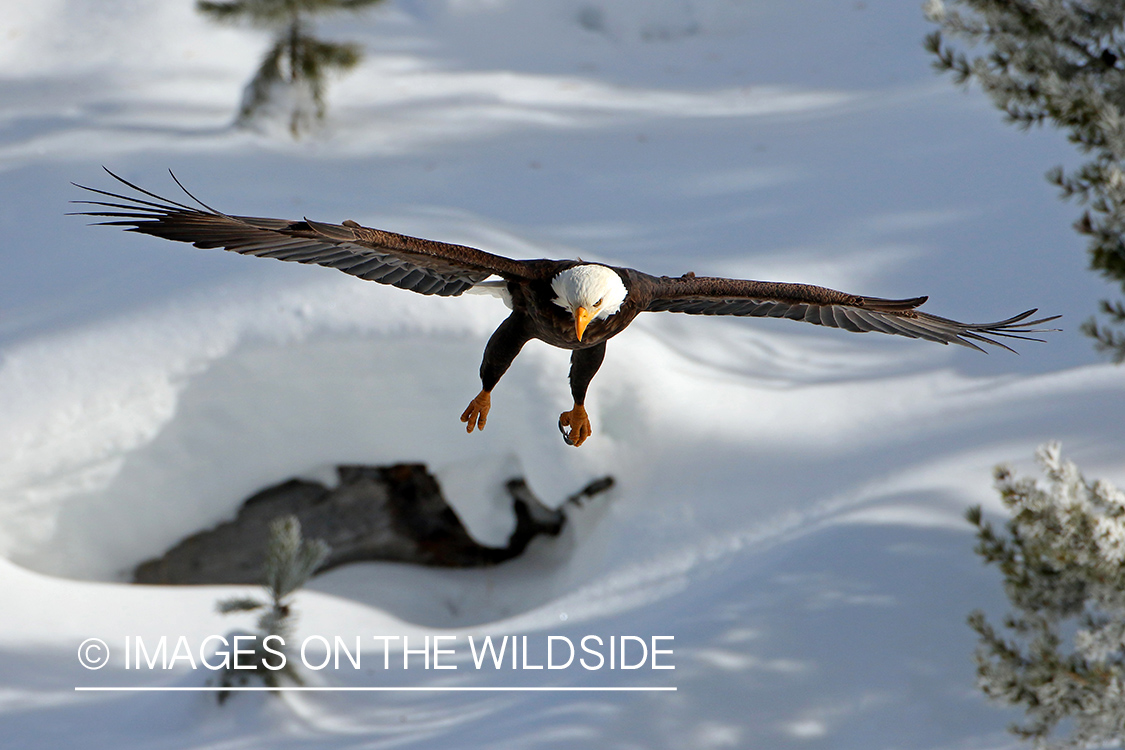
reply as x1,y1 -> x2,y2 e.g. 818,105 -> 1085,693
967,443 -> 1125,748
198,0 -> 384,137
215,515 -> 330,703
924,0 -> 1125,360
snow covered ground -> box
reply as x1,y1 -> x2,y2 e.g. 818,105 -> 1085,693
2,1 -> 1123,747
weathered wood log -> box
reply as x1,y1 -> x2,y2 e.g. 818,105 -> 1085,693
133,464 -> 612,585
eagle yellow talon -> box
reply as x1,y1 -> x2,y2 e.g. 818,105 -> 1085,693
558,404 -> 591,447
461,390 -> 491,433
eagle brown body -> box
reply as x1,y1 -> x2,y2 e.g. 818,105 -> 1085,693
74,170 -> 1060,447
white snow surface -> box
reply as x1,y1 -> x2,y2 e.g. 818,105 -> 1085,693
1,0 -> 1123,747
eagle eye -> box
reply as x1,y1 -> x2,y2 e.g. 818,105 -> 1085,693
594,296 -> 605,307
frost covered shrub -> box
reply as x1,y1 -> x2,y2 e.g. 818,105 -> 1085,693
924,0 -> 1125,360
198,0 -> 384,137
967,443 -> 1125,748
214,515 -> 330,703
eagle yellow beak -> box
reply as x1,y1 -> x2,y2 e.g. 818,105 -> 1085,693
574,306 -> 591,341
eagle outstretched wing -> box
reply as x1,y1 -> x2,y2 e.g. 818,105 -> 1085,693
72,169 -> 535,296
642,274 -> 1060,352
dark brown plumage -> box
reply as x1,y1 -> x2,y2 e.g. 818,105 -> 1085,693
73,170 -> 1060,446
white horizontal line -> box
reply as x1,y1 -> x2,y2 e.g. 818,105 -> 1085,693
75,686 -> 676,692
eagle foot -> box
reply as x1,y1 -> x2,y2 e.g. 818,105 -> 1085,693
460,390 -> 491,433
558,404 -> 591,447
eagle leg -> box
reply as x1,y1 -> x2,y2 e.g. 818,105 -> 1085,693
461,390 -> 491,433
558,405 -> 591,447
462,314 -> 531,435
559,344 -> 605,447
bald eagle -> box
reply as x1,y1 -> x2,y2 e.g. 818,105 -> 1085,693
74,171 -> 1059,447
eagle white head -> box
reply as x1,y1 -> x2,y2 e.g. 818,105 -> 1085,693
551,264 -> 628,341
